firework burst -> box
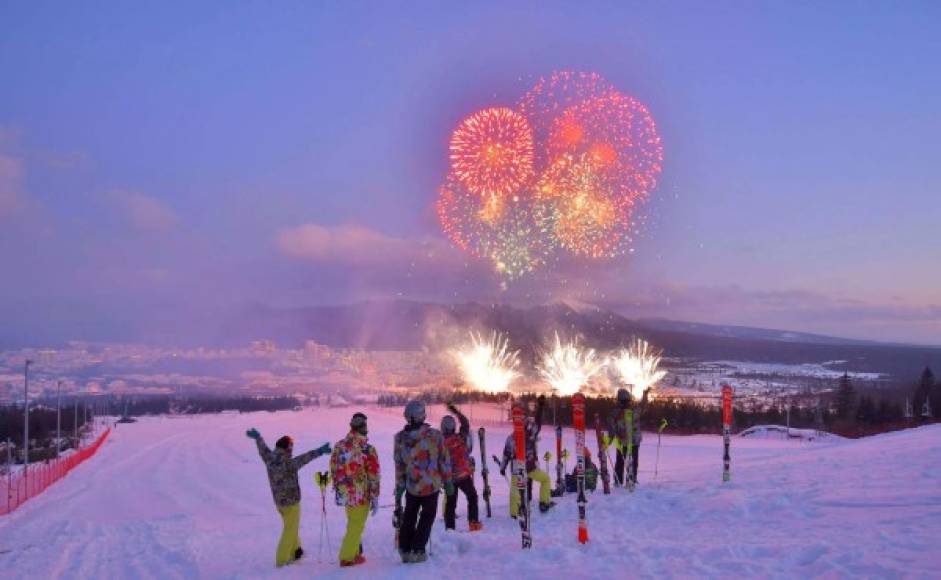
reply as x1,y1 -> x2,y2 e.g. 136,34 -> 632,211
539,333 -> 605,396
609,338 -> 667,399
454,331 -> 520,395
545,93 -> 663,201
434,71 -> 663,281
534,153 -> 634,258
436,179 -> 550,280
448,107 -> 534,212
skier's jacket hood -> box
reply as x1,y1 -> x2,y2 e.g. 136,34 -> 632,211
394,423 -> 452,497
330,430 -> 380,508
254,437 -> 327,508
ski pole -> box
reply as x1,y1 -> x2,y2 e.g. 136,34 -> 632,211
315,471 -> 331,562
655,419 -> 668,481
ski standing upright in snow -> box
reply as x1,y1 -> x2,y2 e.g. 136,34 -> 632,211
573,394 -> 588,543
594,413 -> 610,494
478,427 -> 492,518
722,384 -> 733,483
625,408 -> 635,492
554,401 -> 565,496
512,404 -> 532,548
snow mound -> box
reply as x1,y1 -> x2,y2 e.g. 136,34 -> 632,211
739,425 -> 843,442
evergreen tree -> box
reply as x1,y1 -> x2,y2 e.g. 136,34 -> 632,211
913,367 -> 934,419
835,372 -> 856,420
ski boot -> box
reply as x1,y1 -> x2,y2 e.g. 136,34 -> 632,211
412,550 -> 428,563
539,500 -> 557,513
294,547 -> 304,561
469,521 -> 483,532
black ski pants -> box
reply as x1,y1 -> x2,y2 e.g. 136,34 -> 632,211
444,476 -> 479,528
400,491 -> 438,555
613,443 -> 641,485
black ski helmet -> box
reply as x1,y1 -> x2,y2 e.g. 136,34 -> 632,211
441,415 -> 456,435
617,388 -> 632,405
404,400 -> 426,424
350,412 -> 368,434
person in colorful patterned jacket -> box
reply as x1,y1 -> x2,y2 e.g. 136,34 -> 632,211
441,402 -> 482,532
393,400 -> 453,563
498,396 -> 555,516
245,428 -> 331,567
329,412 -> 380,568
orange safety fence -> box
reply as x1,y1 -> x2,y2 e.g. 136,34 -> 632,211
2,427 -> 111,516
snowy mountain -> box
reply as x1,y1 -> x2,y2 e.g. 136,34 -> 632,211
216,300 -> 941,379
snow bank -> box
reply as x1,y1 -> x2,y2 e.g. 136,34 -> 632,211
0,409 -> 938,578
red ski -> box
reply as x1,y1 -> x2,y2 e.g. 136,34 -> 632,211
573,394 -> 588,544
512,404 -> 532,548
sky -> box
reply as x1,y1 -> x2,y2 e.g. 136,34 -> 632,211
0,1 -> 939,346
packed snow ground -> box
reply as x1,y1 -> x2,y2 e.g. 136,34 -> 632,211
1,406 -> 939,579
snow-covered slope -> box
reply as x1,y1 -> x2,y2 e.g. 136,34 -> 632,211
1,408 -> 938,579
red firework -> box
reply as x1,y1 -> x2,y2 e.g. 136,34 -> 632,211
517,71 -> 616,167
546,92 -> 663,201
448,107 -> 534,206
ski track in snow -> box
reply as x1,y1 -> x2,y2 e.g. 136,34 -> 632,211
1,407 -> 939,579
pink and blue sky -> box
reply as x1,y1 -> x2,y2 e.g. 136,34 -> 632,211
0,2 -> 938,346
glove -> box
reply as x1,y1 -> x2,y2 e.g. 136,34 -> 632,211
245,428 -> 260,440
395,484 -> 406,503
445,482 -> 455,496
317,442 -> 331,456
370,497 -> 379,516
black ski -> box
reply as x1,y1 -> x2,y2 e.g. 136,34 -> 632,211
478,427 -> 492,518
594,413 -> 611,494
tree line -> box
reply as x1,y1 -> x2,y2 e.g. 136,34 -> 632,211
378,367 -> 940,438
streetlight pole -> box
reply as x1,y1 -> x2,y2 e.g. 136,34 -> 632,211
73,398 -> 79,447
56,380 -> 63,458
23,360 -> 33,485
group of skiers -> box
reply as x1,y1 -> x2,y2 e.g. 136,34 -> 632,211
246,386 -> 650,569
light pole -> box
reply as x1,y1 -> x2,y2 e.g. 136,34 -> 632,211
73,398 -> 79,447
56,380 -> 63,458
23,360 -> 33,484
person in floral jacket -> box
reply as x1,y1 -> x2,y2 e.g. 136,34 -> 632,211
329,412 -> 380,568
393,400 -> 452,563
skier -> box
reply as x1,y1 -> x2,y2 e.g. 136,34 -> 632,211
607,387 -> 650,486
394,400 -> 453,563
441,403 -> 483,532
245,428 -> 331,567
498,396 -> 555,516
329,412 -> 380,568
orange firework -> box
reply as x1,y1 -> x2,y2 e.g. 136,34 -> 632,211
535,154 -> 634,258
448,107 -> 534,213
436,178 -> 550,280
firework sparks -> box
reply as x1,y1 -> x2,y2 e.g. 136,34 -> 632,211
535,153 -> 634,258
435,71 -> 664,281
454,331 -> 520,395
449,107 -> 534,209
609,338 -> 667,399
436,180 -> 550,280
539,333 -> 605,396
545,92 -> 663,202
